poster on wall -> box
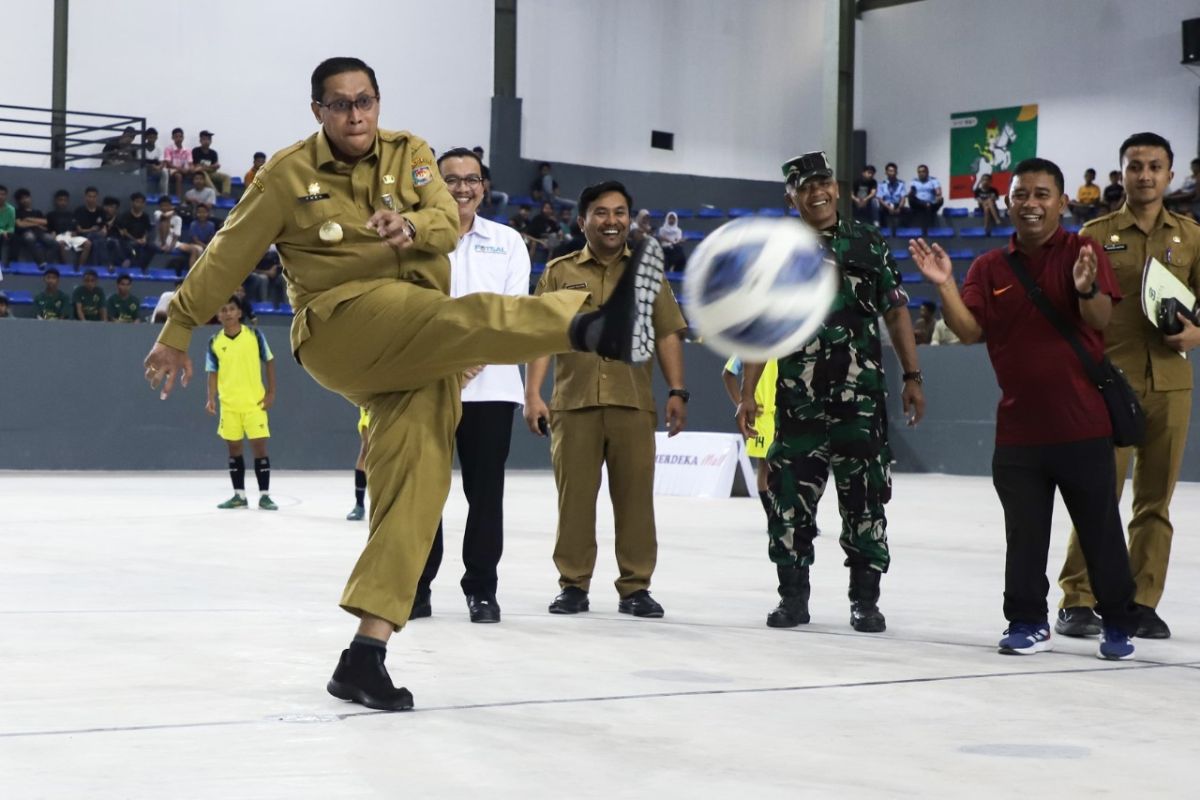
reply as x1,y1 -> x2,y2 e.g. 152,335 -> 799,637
950,104 -> 1038,199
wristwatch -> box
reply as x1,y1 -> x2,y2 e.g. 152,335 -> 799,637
668,388 -> 691,403
1076,283 -> 1098,300
902,371 -> 924,385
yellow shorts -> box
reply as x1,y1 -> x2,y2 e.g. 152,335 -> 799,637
357,407 -> 370,435
746,409 -> 776,459
218,407 -> 270,441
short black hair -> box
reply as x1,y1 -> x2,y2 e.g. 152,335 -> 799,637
1119,132 -> 1173,167
253,151 -> 267,160
0,184 -> 6,193
15,188 -> 30,200
145,127 -> 157,136
472,146 -> 484,154
54,189 -> 69,199
578,181 -> 634,218
84,185 -> 98,194
539,162 -> 552,171
130,192 -> 145,201
83,268 -> 98,278
1012,157 -> 1065,194
864,165 -> 876,173
917,163 -> 929,171
921,301 -> 936,311
436,146 -> 482,170
172,127 -> 183,135
886,162 -> 898,171
117,273 -> 132,284
1109,170 -> 1121,178
102,195 -> 119,206
311,57 -> 379,103
1084,168 -> 1096,177
44,266 -> 60,277
158,195 -> 173,204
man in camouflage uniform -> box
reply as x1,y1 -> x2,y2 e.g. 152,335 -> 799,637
738,152 -> 925,632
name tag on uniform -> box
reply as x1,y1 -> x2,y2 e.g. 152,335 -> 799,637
299,193 -> 331,202
1103,243 -> 1127,252
565,282 -> 588,290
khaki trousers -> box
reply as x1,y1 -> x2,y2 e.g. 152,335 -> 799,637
299,281 -> 587,627
550,406 -> 658,597
1058,386 -> 1191,609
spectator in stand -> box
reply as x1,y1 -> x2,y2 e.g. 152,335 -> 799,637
187,205 -> 217,251
657,211 -> 687,270
117,192 -> 154,269
523,201 -> 561,260
912,300 -> 936,345
163,127 -> 195,199
974,172 -> 1003,235
552,211 -> 584,260
13,189 -> 55,267
532,162 -> 576,210
876,162 -> 907,236
47,190 -> 87,266
908,164 -> 944,237
153,279 -> 182,323
142,128 -> 167,195
628,209 -> 652,247
33,267 -> 70,320
185,171 -> 217,214
0,292 -> 10,318
509,204 -> 532,237
100,196 -> 123,268
107,273 -> 140,322
73,268 -> 107,321
472,146 -> 509,217
851,165 -> 879,225
0,184 -> 13,267
1103,170 -> 1125,212
74,186 -> 107,266
931,311 -> 960,345
192,130 -> 231,196
1069,168 -> 1102,222
247,245 -> 287,308
1165,157 -> 1199,220
244,152 -> 267,185
101,127 -> 139,167
153,196 -> 187,271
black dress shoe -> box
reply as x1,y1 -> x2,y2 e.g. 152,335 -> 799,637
409,589 -> 432,620
1135,604 -> 1171,639
548,586 -> 590,614
326,645 -> 414,711
467,593 -> 501,623
1055,606 -> 1102,637
618,589 -> 664,618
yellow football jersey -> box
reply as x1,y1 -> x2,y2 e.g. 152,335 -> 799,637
724,356 -> 778,457
205,326 -> 273,411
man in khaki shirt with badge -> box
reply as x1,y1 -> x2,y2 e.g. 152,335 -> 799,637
525,181 -> 688,619
140,59 -> 667,712
1057,132 -> 1200,640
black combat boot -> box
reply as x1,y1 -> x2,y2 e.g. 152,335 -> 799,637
326,643 -> 414,712
848,567 -> 886,633
766,565 -> 811,628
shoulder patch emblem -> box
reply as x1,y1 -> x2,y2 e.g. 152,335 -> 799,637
412,165 -> 432,186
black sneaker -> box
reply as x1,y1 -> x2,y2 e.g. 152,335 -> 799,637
1135,604 -> 1171,639
466,593 -> 501,624
618,589 -> 664,618
1055,606 -> 1101,637
326,646 -> 414,712
548,586 -> 590,615
409,589 -> 432,620
570,237 -> 664,363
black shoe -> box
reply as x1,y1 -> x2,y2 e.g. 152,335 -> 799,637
326,646 -> 414,712
1055,606 -> 1101,637
568,237 -> 663,364
766,565 -> 811,628
549,586 -> 590,615
618,589 -> 664,618
466,593 -> 501,623
848,567 -> 887,633
409,589 -> 431,620
1135,604 -> 1171,639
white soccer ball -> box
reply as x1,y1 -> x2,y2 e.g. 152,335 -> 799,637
682,217 -> 837,361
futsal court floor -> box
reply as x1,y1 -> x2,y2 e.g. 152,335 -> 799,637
1,470 -> 1196,798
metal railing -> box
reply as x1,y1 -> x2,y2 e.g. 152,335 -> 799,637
0,103 -> 146,168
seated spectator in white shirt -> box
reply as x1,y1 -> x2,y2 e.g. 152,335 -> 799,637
657,211 -> 687,270
907,164 -> 944,236
184,172 -> 217,215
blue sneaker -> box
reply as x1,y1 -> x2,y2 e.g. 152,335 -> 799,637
1097,626 -> 1135,661
998,621 -> 1052,655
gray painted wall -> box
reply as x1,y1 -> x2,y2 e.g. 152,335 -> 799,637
4,319 -> 1199,478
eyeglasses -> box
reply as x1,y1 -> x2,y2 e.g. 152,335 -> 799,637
316,95 -> 378,114
443,176 -> 483,188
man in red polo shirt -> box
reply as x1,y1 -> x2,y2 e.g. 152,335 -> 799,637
908,157 -> 1140,660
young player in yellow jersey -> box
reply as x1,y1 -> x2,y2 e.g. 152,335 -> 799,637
205,297 -> 278,510
347,407 -> 370,521
722,357 -> 778,518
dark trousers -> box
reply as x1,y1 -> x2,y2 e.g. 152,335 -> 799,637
908,196 -> 943,232
992,437 -> 1138,633
418,401 -> 517,597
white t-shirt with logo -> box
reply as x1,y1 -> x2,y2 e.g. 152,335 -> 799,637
451,214 -> 531,405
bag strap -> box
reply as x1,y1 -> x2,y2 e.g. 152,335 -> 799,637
1002,250 -> 1108,388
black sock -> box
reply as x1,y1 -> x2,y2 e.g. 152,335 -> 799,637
254,457 -> 270,492
228,455 -> 245,491
350,634 -> 387,657
354,469 -> 366,506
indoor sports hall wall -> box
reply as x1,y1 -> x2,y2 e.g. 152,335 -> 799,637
857,0 -> 1200,206
5,320 -> 1200,481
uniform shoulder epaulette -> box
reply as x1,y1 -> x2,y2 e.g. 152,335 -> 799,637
251,139 -> 307,188
1173,211 -> 1200,230
543,251 -> 581,272
378,128 -> 412,144
1081,211 -> 1118,230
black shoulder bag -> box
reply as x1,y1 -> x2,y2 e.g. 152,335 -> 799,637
1003,251 -> 1145,447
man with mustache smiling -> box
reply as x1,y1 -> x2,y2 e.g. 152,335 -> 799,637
909,157 -> 1140,660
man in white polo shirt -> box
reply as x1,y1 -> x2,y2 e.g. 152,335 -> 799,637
408,146 -> 531,624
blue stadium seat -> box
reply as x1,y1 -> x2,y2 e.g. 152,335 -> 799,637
508,195 -> 534,207
251,302 -> 275,314
787,207 -> 800,217
727,208 -> 754,218
895,227 -> 923,238
5,261 -> 42,276
147,194 -> 161,204
140,295 -> 159,308
697,207 -> 725,219
665,270 -> 685,283
646,209 -> 666,220
758,207 -> 786,218
683,229 -> 705,241
947,249 -> 975,260
672,209 -> 694,219
893,250 -> 910,260
4,290 -> 33,304
994,226 -> 1015,237
972,207 -> 985,217
530,262 -> 546,277
927,226 -> 955,238
900,272 -> 924,283
215,197 -> 236,209
57,264 -> 82,277
942,207 -> 969,218
958,227 -> 987,238
230,177 -> 244,186
1063,223 -> 1081,233
148,268 -> 179,282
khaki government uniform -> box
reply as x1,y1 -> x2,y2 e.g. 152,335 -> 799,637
1059,206 -> 1200,609
535,245 -> 687,596
159,128 -> 588,627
